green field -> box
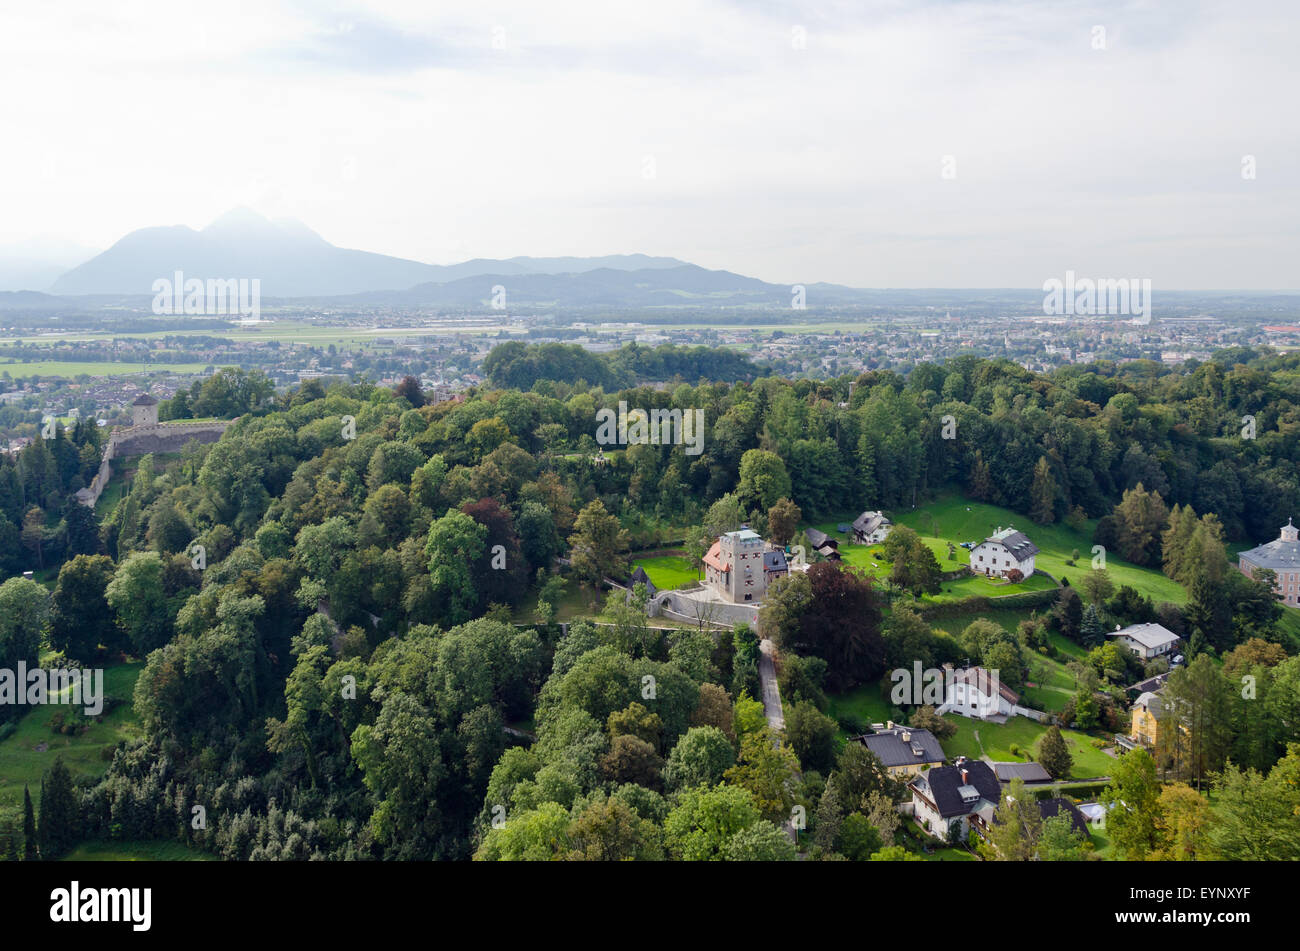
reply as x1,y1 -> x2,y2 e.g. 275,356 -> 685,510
0,662 -> 143,822
63,839 -> 215,861
809,493 -> 1186,605
824,683 -> 894,732
631,554 -> 700,591
940,714 -> 1115,781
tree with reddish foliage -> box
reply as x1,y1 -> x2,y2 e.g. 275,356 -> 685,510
461,497 -> 528,610
394,375 -> 425,407
763,561 -> 885,691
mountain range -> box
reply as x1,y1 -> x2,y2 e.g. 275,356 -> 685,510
20,208 -> 864,308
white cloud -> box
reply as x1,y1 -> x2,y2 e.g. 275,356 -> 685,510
0,0 -> 1295,287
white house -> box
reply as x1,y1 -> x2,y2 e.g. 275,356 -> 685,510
970,526 -> 1038,579
852,510 -> 892,545
909,758 -> 1001,841
1107,622 -> 1180,660
937,665 -> 1018,720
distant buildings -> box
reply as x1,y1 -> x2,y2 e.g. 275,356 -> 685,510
1238,519 -> 1300,606
703,529 -> 788,604
970,526 -> 1038,578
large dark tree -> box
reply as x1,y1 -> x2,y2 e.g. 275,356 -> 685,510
764,562 -> 885,690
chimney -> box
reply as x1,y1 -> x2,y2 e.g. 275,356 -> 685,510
902,730 -> 911,743
961,768 -> 969,785
886,720 -> 895,730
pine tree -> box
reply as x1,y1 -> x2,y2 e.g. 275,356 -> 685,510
1029,457 -> 1058,525
1080,603 -> 1105,647
36,757 -> 80,860
970,450 -> 993,502
1038,725 -> 1073,780
22,785 -> 36,861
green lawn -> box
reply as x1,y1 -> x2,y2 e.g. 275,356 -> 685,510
824,683 -> 894,732
0,361 -> 212,379
940,713 -> 1115,780
632,554 -> 701,591
62,840 -> 215,861
809,493 -> 1186,605
0,662 -> 143,823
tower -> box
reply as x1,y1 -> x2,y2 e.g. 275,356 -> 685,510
131,393 -> 158,428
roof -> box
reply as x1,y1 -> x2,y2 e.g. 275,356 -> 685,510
853,510 -> 890,534
856,726 -> 946,769
1109,622 -> 1179,651
1133,691 -> 1168,718
725,529 -> 762,542
806,528 -> 835,549
628,565 -> 658,595
131,393 -> 158,406
912,760 -> 1001,818
983,527 -> 1039,560
992,761 -> 1052,783
1129,672 -> 1169,696
763,549 -> 788,572
947,665 -> 1019,705
703,541 -> 729,573
1239,521 -> 1300,571
1038,798 -> 1090,836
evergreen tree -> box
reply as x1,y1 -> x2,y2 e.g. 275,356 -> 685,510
22,785 -> 36,861
1037,725 -> 1073,780
1080,603 -> 1105,647
1029,456 -> 1058,525
36,758 -> 80,860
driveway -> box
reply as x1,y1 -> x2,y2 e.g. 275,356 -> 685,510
758,639 -> 785,730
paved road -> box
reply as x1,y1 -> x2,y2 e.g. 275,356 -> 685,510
758,639 -> 785,731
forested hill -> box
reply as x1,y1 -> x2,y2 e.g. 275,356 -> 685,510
481,341 -> 763,389
5,345 -> 1300,860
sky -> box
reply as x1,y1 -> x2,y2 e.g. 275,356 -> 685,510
0,0 -> 1296,289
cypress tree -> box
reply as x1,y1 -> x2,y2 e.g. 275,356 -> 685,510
22,785 -> 37,861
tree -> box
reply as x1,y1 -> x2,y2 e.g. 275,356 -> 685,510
785,700 -> 838,774
600,734 -> 664,788
1029,456 -> 1058,525
1039,813 -> 1089,861
1205,744 -> 1300,861
394,375 -> 425,407
722,820 -> 797,861
762,562 -> 886,690
1113,483 -> 1168,566
690,683 -> 735,741
869,844 -> 921,861
881,525 -> 941,594
836,813 -> 882,860
664,726 -> 736,790
566,798 -> 662,861
738,449 -> 792,511
909,705 -> 957,741
982,776 -> 1038,860
767,497 -> 802,548
37,757 -> 80,860
1079,568 -> 1114,606
0,577 -> 50,692
1160,654 -> 1232,788
724,727 -> 801,823
104,551 -> 171,655
425,509 -> 487,626
22,786 -> 36,861
49,554 -> 118,662
1151,782 -> 1211,861
1099,748 -> 1161,859
663,784 -> 761,861
567,499 -> 629,586
1037,725 -> 1073,780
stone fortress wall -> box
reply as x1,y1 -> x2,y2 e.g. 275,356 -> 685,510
78,420 -> 232,508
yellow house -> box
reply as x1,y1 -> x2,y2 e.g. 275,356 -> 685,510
1130,691 -> 1167,748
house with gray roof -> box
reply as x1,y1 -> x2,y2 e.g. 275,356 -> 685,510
1238,518 -> 1300,606
851,510 -> 892,544
970,525 -> 1038,579
1107,622 -> 1180,660
853,724 -> 945,778
992,761 -> 1052,784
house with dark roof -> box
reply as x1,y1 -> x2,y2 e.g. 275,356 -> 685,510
909,757 -> 1001,841
853,724 -> 946,778
1038,797 -> 1090,837
970,525 -> 1038,579
992,761 -> 1052,784
804,528 -> 841,561
851,510 -> 892,545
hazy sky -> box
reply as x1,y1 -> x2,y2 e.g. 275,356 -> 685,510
1,0 -> 1296,288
